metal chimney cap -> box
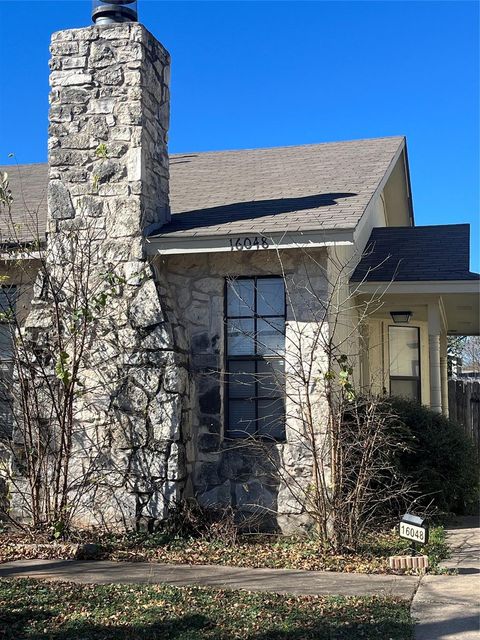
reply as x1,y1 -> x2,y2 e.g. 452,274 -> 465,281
92,0 -> 138,25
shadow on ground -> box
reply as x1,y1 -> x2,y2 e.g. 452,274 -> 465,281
0,612 -> 413,640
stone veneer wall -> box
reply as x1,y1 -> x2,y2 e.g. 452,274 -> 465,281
157,248 -> 330,534
11,23 -> 187,530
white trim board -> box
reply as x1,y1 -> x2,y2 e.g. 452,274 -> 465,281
353,281 -> 480,295
146,229 -> 354,255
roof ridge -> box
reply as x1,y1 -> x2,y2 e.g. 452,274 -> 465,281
169,135 -> 406,158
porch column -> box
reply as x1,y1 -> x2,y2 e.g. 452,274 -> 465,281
440,333 -> 449,416
428,304 -> 442,413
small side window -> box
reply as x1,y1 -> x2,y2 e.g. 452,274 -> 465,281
389,325 -> 420,402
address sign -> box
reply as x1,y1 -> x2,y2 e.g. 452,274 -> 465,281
399,513 -> 429,545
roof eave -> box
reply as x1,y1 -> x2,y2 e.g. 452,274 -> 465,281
146,228 -> 355,256
350,279 -> 480,295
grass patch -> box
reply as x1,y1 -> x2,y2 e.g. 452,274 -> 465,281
0,526 -> 449,573
0,578 -> 413,639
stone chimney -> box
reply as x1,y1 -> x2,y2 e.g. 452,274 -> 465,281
48,22 -> 171,242
19,22 -> 186,529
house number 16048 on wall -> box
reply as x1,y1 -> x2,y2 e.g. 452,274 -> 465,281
229,237 -> 269,250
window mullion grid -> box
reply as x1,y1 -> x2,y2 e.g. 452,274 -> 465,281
225,277 -> 286,440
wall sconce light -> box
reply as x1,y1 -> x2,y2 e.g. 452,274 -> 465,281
390,311 -> 413,324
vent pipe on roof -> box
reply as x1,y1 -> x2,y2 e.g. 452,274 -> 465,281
92,0 -> 138,24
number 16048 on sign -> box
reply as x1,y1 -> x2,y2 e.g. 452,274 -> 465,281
399,522 -> 427,544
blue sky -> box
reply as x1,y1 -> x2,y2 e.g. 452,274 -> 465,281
0,0 -> 478,269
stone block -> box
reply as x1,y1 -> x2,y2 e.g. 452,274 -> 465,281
194,462 -> 220,492
167,442 -> 185,480
48,180 -> 75,219
191,332 -> 210,354
90,96 -> 116,114
50,71 -> 93,86
128,279 -> 164,329
106,197 -> 142,238
78,195 -> 103,218
95,159 -> 126,184
96,66 -> 124,86
131,449 -> 167,480
197,481 -> 231,509
50,41 -> 79,56
198,432 -> 220,453
89,42 -> 116,68
235,480 -> 277,512
141,489 -> 167,520
193,278 -> 224,295
59,87 -> 90,105
114,380 -> 149,415
149,394 -> 181,441
112,413 -> 148,449
63,56 -> 88,70
199,416 -> 221,434
184,300 -> 209,326
140,324 -> 173,350
276,483 -> 305,515
124,261 -> 144,286
128,367 -> 162,399
276,512 -> 312,535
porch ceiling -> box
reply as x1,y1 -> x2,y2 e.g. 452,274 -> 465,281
355,286 -> 480,335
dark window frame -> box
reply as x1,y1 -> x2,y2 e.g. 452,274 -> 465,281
224,276 -> 286,441
0,285 -> 16,438
0,285 -> 16,360
388,325 -> 421,403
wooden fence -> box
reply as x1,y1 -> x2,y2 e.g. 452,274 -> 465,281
448,379 -> 480,455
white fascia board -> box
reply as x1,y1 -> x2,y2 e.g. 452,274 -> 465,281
145,229 -> 355,256
352,281 -> 480,295
352,138 -> 407,248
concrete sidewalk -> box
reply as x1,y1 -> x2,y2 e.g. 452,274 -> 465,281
0,558 -> 418,598
412,516 -> 480,640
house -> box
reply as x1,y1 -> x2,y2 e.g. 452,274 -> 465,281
0,11 -> 479,532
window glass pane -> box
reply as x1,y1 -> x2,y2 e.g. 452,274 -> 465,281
389,327 -> 420,377
228,361 -> 255,398
227,279 -> 254,317
257,318 -> 285,356
257,359 -> 284,397
228,399 -> 256,437
258,398 -> 285,439
256,278 -> 285,316
390,379 -> 419,402
0,287 -> 15,319
0,325 -> 13,361
0,399 -> 13,439
227,318 -> 255,355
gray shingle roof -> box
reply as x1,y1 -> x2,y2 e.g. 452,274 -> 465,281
0,136 -> 404,243
351,225 -> 480,282
162,137 -> 404,237
0,163 -> 48,244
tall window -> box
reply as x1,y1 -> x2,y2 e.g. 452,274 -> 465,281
225,277 -> 286,440
0,286 -> 16,437
389,326 -> 420,402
